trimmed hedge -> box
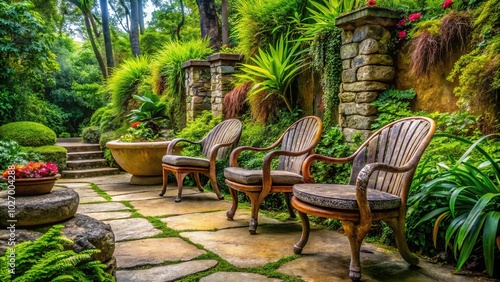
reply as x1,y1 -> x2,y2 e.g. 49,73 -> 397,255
82,126 -> 101,144
0,122 -> 56,147
27,145 -> 67,173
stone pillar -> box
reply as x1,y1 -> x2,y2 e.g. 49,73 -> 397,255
335,7 -> 401,142
207,53 -> 244,116
182,60 -> 211,121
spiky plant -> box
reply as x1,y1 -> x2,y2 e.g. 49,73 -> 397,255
108,55 -> 152,122
237,34 -> 306,114
409,29 -> 441,76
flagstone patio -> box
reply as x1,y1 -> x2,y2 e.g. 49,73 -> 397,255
57,173 -> 481,282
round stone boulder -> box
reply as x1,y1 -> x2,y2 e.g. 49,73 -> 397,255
0,188 -> 79,227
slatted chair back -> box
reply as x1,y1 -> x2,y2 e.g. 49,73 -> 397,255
278,116 -> 323,174
349,117 -> 435,198
200,119 -> 242,160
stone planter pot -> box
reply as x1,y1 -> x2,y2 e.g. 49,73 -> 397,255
7,174 -> 61,196
106,140 -> 180,185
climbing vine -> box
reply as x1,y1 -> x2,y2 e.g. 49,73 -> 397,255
310,27 -> 342,126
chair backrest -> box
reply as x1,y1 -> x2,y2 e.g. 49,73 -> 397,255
349,117 -> 436,198
279,116 -> 323,174
200,119 -> 243,160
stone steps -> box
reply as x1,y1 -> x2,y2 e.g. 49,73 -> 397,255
57,138 -> 120,178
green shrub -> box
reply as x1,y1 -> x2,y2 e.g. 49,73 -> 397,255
99,131 -> 120,168
0,140 -> 42,171
28,145 -> 67,173
90,106 -> 108,127
0,225 -> 115,281
0,122 -> 56,147
108,56 -> 152,124
82,126 -> 101,144
59,132 -> 71,138
176,111 -> 223,157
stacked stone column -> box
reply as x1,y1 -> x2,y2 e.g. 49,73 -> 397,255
182,60 -> 212,121
335,7 -> 401,141
207,53 -> 244,116
182,54 -> 243,121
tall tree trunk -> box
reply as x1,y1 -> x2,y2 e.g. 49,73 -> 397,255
100,0 -> 114,72
84,15 -> 107,77
196,0 -> 220,48
221,0 -> 228,47
175,0 -> 185,41
129,0 -> 141,56
138,0 -> 145,34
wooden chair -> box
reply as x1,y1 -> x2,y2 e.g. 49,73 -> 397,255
291,117 -> 436,281
224,116 -> 323,234
160,119 -> 242,202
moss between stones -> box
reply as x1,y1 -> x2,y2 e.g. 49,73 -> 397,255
27,145 -> 67,172
0,121 -> 56,147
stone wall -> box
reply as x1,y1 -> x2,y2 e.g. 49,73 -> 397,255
335,7 -> 401,142
182,53 -> 243,121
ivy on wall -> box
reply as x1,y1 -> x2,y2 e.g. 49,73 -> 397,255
310,27 -> 342,126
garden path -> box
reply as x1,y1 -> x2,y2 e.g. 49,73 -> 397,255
57,174 -> 483,282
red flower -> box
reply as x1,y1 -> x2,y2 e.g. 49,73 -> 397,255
366,0 -> 376,6
442,0 -> 453,8
131,121 -> 140,128
408,13 -> 422,21
397,30 -> 407,39
397,18 -> 406,28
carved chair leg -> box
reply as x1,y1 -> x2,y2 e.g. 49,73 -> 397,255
160,166 -> 169,196
248,192 -> 261,235
342,221 -> 369,281
226,187 -> 238,220
383,217 -> 419,265
208,169 -> 224,200
293,210 -> 310,254
284,192 -> 296,218
193,173 -> 204,192
174,172 -> 189,203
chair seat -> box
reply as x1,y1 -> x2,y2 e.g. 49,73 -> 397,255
224,167 -> 303,185
293,184 -> 401,211
162,155 -> 210,168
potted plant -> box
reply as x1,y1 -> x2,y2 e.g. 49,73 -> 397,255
106,92 -> 179,185
1,161 -> 60,196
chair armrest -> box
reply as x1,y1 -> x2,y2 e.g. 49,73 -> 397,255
206,141 -> 238,163
167,138 -> 200,154
228,144 -> 279,167
301,154 -> 355,183
354,162 -> 415,225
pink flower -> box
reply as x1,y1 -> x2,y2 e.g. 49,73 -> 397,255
408,13 -> 422,21
131,121 -> 140,128
442,0 -> 453,8
397,18 -> 406,28
366,0 -> 376,6
397,30 -> 407,39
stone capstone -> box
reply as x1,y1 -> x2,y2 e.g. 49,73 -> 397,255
340,43 -> 359,60
353,54 -> 393,68
352,25 -> 387,42
0,188 -> 79,227
357,65 -> 395,82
